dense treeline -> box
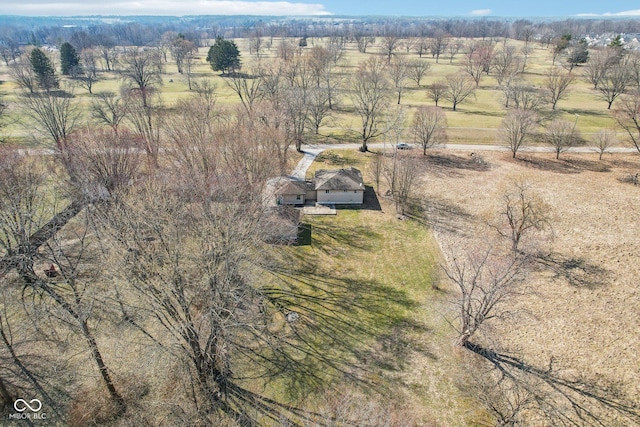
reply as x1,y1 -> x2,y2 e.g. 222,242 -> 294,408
2,15 -> 640,52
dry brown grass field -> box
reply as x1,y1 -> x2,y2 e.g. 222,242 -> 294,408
407,148 -> 640,423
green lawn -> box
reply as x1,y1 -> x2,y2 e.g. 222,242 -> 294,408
1,37 -> 629,150
260,149 -> 477,424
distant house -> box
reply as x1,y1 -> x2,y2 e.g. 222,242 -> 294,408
314,167 -> 364,205
268,167 -> 365,207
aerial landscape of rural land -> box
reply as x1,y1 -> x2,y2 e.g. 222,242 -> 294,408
0,0 -> 639,425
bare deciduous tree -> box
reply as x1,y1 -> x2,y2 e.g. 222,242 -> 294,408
382,148 -> 418,215
427,81 -> 447,107
393,157 -> 419,215
349,56 -> 391,152
545,117 -> 581,159
508,83 -> 546,111
429,30 -> 448,63
224,68 -> 263,113
447,39 -> 463,63
460,357 -> 535,427
412,105 -> 447,155
9,57 -> 37,93
18,88 -> 80,154
123,87 -> 164,168
368,153 -> 383,193
407,59 -> 430,87
66,127 -> 142,198
596,57 -> 633,109
544,67 -> 575,110
380,35 -> 399,64
354,33 -> 374,53
443,73 -> 476,111
413,37 -> 428,58
583,47 -> 620,89
0,151 -> 125,416
120,48 -> 163,107
492,45 -> 522,88
91,91 -> 130,135
497,108 -> 538,158
443,247 -> 525,347
491,180 -> 551,254
613,90 -> 640,153
306,86 -> 332,134
388,56 -> 408,104
464,42 -> 494,86
592,129 -> 618,160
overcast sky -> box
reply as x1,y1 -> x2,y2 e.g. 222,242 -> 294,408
0,0 -> 639,17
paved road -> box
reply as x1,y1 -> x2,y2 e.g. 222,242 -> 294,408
291,142 -> 638,179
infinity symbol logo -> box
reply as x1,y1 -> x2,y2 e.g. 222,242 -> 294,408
14,399 -> 42,412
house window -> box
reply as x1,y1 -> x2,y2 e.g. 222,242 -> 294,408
354,190 -> 357,193
325,190 -> 330,194
296,195 -> 301,200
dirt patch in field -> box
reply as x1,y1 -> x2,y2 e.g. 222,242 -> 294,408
414,149 -> 640,412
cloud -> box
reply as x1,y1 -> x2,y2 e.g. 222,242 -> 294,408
576,9 -> 640,17
470,9 -> 492,16
0,0 -> 332,16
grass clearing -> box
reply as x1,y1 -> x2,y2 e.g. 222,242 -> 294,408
284,192 -> 473,424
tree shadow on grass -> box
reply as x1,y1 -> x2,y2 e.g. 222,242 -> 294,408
421,152 -> 491,178
515,155 -> 582,174
514,154 -> 611,174
242,260 -> 434,426
563,157 -> 611,172
606,158 -> 640,170
310,221 -> 381,253
535,251 -> 610,289
465,342 -> 640,426
406,195 -> 475,236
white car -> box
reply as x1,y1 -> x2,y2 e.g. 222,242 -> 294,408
396,143 -> 412,150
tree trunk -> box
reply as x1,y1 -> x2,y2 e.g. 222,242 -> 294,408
81,320 -> 126,415
456,331 -> 471,347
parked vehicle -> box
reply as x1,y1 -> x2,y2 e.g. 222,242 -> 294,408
396,143 -> 412,150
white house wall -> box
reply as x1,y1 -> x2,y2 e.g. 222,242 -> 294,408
317,190 -> 364,205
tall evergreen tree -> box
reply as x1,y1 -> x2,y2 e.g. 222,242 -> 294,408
60,42 -> 80,76
206,37 -> 241,75
30,48 -> 58,91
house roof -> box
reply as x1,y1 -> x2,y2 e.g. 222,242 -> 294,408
314,167 -> 364,191
267,176 -> 307,195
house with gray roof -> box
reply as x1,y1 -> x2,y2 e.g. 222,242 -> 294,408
268,167 -> 365,207
313,167 -> 364,205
